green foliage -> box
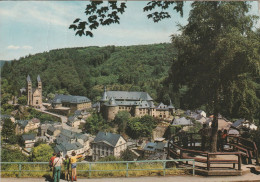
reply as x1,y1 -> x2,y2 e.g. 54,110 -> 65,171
69,1 -> 183,37
32,144 -> 53,162
163,125 -> 182,139
18,95 -> 27,105
34,139 -> 47,147
1,44 -> 175,104
23,107 -> 59,122
168,1 -> 259,118
1,161 -> 185,178
112,111 -> 131,134
8,135 -> 19,144
167,1 -> 260,151
84,113 -> 108,135
98,155 -> 122,162
126,115 -> 157,139
187,121 -> 202,134
1,148 -> 28,162
250,129 -> 260,153
120,149 -> 135,161
1,104 -> 15,115
1,118 -> 15,141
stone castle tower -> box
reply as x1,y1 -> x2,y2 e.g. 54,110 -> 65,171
27,75 -> 42,107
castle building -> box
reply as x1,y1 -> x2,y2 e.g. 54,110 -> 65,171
100,87 -> 175,121
27,75 -> 42,108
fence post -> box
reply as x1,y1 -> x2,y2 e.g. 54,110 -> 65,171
192,160 -> 195,176
163,161 -> 166,176
89,163 -> 92,178
126,162 -> 129,177
18,163 -> 22,178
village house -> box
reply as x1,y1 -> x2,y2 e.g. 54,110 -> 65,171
67,115 -> 86,129
143,142 -> 166,159
15,118 -> 40,135
45,125 -> 62,143
74,110 -> 90,119
54,142 -> 85,157
54,129 -> 92,157
172,117 -> 193,126
100,87 -> 175,121
91,131 -> 127,161
231,119 -> 258,131
50,94 -> 92,115
21,133 -> 36,154
206,114 -> 232,130
38,121 -> 62,136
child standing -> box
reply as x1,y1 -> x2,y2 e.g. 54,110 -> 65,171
63,155 -> 70,181
70,151 -> 83,181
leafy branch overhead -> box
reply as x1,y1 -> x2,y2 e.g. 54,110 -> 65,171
69,1 -> 184,37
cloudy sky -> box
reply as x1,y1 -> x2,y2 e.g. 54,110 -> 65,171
0,1 -> 259,60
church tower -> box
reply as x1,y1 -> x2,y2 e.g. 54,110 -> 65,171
37,75 -> 42,98
27,75 -> 32,105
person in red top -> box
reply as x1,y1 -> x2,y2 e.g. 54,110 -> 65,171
221,129 -> 228,151
49,153 -> 56,180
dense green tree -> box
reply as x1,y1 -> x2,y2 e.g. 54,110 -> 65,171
18,95 -> 27,105
126,115 -> 157,139
168,2 -> 259,152
163,125 -> 182,139
1,118 -> 15,141
34,139 -> 47,147
1,148 -> 28,162
8,135 -> 19,144
84,113 -> 109,135
32,144 -> 53,162
1,104 -> 15,115
120,148 -> 135,161
1,44 -> 175,103
112,111 -> 131,134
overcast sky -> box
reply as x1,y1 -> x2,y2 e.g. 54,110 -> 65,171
0,1 -> 259,60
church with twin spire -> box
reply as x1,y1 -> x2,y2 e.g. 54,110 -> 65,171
27,75 -> 43,108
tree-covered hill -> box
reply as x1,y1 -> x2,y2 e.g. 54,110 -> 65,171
0,61 -> 10,67
1,43 -> 176,103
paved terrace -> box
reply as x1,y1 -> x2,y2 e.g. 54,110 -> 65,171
1,173 -> 260,182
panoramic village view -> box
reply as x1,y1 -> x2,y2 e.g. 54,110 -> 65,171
0,1 -> 260,182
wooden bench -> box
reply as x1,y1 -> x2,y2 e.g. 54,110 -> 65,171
207,152 -> 241,170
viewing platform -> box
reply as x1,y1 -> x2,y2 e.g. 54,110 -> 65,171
168,133 -> 259,176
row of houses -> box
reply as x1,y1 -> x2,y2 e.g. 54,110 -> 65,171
21,124 -> 167,161
173,110 -> 258,135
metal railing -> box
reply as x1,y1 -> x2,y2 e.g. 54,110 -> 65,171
0,159 -> 195,178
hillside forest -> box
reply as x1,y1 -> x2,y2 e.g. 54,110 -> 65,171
1,42 -> 259,123
1,43 -> 178,105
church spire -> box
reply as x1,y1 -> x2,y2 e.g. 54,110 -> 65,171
27,75 -> 31,82
101,85 -> 108,102
37,75 -> 41,82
